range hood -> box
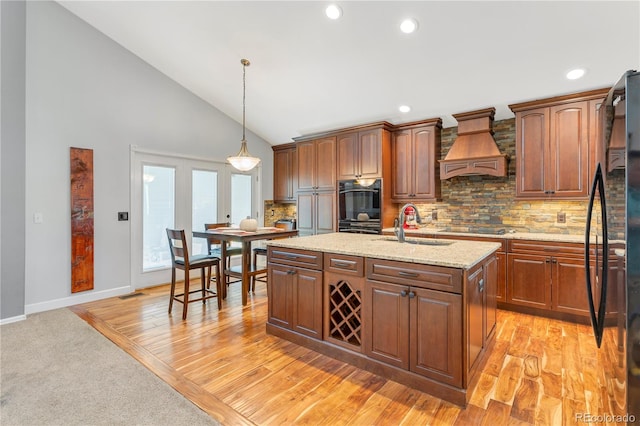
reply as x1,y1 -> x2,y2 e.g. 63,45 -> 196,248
439,107 -> 508,179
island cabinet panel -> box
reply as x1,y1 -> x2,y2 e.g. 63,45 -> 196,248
410,287 -> 462,387
365,258 -> 462,293
267,247 -> 324,340
467,267 -> 484,370
363,280 -> 410,369
324,254 -> 365,352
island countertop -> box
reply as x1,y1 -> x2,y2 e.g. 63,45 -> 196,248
267,232 -> 501,269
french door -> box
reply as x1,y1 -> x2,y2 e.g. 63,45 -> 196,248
131,149 -> 259,289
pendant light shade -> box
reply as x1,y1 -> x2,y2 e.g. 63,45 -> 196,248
227,59 -> 261,172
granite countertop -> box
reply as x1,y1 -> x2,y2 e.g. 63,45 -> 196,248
382,227 -> 598,244
267,232 -> 501,270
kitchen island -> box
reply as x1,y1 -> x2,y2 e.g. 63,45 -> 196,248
266,232 -> 501,406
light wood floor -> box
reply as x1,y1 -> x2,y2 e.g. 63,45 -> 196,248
70,279 -> 620,425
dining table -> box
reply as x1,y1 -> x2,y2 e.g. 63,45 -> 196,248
192,226 -> 299,305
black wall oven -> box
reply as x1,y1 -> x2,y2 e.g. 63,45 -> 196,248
338,179 -> 382,234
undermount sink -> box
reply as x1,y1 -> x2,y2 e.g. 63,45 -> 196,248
376,237 -> 454,246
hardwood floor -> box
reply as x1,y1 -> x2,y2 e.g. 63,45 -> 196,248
70,280 -> 621,425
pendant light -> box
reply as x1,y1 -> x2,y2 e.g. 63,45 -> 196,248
227,59 -> 261,171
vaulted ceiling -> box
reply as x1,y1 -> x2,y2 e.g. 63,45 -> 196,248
58,1 -> 639,144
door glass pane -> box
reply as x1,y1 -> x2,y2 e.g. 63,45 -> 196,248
192,169 -> 218,255
142,165 -> 175,271
230,173 -> 253,225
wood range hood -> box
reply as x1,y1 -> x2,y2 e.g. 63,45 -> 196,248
439,107 -> 508,179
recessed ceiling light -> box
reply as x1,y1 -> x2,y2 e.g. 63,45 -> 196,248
400,18 -> 419,34
399,105 -> 411,113
566,68 -> 586,80
325,4 -> 342,20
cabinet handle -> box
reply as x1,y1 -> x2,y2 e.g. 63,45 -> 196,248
287,270 -> 297,275
552,258 -> 557,264
400,290 -> 408,297
479,278 -> 484,293
408,291 -> 416,299
333,261 -> 352,269
398,271 -> 419,278
545,258 -> 551,263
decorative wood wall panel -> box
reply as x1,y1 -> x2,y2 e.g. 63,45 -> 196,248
70,147 -> 94,293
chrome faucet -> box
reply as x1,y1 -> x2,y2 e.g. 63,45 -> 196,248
394,203 -> 422,243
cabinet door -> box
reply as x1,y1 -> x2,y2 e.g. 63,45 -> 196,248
516,107 -> 548,198
507,253 -> 552,309
273,148 -> 294,202
268,264 -> 294,329
467,267 -> 484,371
411,286 -> 462,387
364,280 -> 409,369
549,101 -> 589,197
413,127 -> 439,200
297,141 -> 316,191
391,129 -> 413,200
496,252 -> 507,303
292,268 -> 323,339
552,256 -> 592,316
337,133 -> 358,180
484,255 -> 498,339
315,191 -> 336,235
358,129 -> 382,178
315,137 -> 336,190
296,192 -> 315,237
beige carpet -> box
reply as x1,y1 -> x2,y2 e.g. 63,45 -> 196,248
0,308 -> 219,426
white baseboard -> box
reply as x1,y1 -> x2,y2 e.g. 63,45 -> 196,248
0,314 -> 27,326
24,285 -> 133,315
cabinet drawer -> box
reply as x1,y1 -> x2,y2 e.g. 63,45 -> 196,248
324,254 -> 364,276
268,247 -> 323,270
366,259 -> 462,294
508,240 -> 584,257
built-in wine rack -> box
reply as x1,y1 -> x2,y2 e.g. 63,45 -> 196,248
328,280 -> 362,347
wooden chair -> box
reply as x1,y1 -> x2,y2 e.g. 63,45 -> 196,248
166,228 -> 222,320
251,221 -> 293,291
204,222 -> 243,286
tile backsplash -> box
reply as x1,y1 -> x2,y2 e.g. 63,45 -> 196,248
263,200 -> 297,227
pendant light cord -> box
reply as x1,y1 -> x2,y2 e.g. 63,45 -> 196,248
242,60 -> 247,141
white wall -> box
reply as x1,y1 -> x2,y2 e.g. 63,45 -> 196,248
22,0 -> 273,314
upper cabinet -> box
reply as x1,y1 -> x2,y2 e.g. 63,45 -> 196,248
509,88 -> 609,199
273,144 -> 297,203
337,126 -> 391,181
391,119 -> 442,202
297,136 -> 336,191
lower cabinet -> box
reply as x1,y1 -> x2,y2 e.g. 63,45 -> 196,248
267,248 -> 324,339
506,239 -> 610,318
364,279 -> 462,387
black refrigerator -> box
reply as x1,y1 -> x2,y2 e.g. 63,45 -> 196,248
585,70 -> 639,423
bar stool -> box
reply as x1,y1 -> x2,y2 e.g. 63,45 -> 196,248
166,228 -> 222,320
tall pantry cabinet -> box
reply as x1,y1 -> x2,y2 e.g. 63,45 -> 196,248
295,136 -> 337,236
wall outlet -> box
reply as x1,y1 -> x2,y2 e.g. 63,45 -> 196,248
118,212 -> 129,221
432,210 -> 438,220
557,212 -> 566,223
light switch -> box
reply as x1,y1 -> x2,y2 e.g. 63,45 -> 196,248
34,212 -> 43,224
